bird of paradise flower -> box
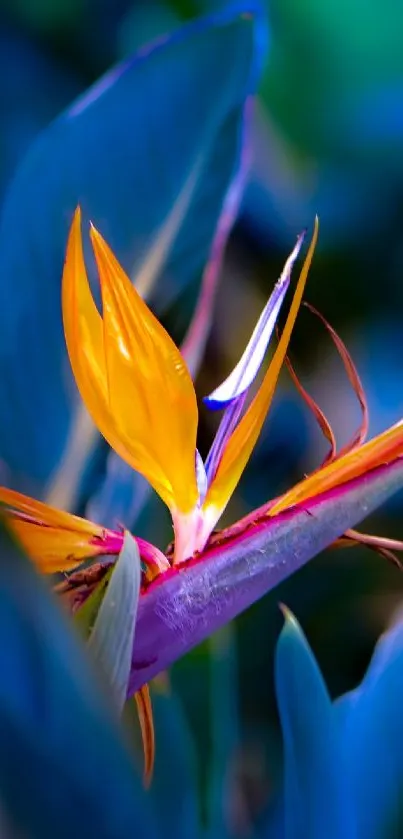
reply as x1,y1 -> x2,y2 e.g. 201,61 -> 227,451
1,209 -> 403,783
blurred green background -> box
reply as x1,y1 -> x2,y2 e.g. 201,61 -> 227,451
1,0 -> 403,831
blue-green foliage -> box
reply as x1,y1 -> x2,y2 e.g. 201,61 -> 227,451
2,522 -> 403,838
88,531 -> 141,712
274,613 -> 356,839
150,689 -> 201,839
0,529 -> 156,839
336,615 -> 403,839
0,1 -> 266,490
2,3 -> 403,838
273,610 -> 403,839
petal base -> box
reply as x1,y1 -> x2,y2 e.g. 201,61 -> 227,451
172,506 -> 206,564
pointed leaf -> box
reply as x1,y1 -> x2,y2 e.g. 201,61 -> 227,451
89,532 -> 141,713
0,2 -> 266,489
0,528 -> 155,838
128,458 -> 403,692
336,615 -> 403,839
275,610 -> 355,839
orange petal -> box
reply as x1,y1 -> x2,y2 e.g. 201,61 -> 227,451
63,208 -> 199,515
269,419 -> 403,516
134,684 -> 155,787
203,218 -> 319,527
0,487 -> 121,573
62,207 -> 108,399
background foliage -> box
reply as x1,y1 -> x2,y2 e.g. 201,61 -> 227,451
0,0 -> 403,835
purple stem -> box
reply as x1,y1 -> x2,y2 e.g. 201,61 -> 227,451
204,392 -> 247,483
128,458 -> 403,695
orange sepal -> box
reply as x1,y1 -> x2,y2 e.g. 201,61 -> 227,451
269,419 -> 403,516
0,487 -> 121,573
62,208 -> 199,515
134,683 -> 155,787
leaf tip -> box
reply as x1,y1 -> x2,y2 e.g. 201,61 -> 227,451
279,602 -> 299,630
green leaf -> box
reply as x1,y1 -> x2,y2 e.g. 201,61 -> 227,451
88,533 -> 141,712
74,566 -> 113,639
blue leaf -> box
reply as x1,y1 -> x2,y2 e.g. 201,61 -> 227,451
336,613 -> 403,839
86,450 -> 152,529
0,25 -> 81,204
88,532 -> 141,712
149,686 -> 201,839
274,609 -> 355,839
206,625 -> 240,839
0,529 -> 156,838
0,1 -> 267,490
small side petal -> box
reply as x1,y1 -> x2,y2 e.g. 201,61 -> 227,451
202,218 -> 318,532
0,487 -> 122,573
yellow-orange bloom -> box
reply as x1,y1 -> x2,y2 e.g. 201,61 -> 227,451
1,212 -> 319,568
60,209 -> 318,558
62,208 -> 199,517
270,419 -> 403,516
0,487 -> 122,573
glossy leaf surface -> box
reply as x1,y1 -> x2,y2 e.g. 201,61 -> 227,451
89,532 -> 141,712
337,614 -> 403,839
275,612 -> 355,839
0,2 -> 266,489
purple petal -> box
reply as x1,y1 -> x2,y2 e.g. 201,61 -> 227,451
195,449 -> 208,503
204,391 -> 246,484
203,231 -> 305,410
128,458 -> 403,694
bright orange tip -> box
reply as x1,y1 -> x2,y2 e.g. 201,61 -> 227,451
134,684 -> 155,787
269,419 -> 403,516
0,487 -> 122,573
62,208 -> 199,516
